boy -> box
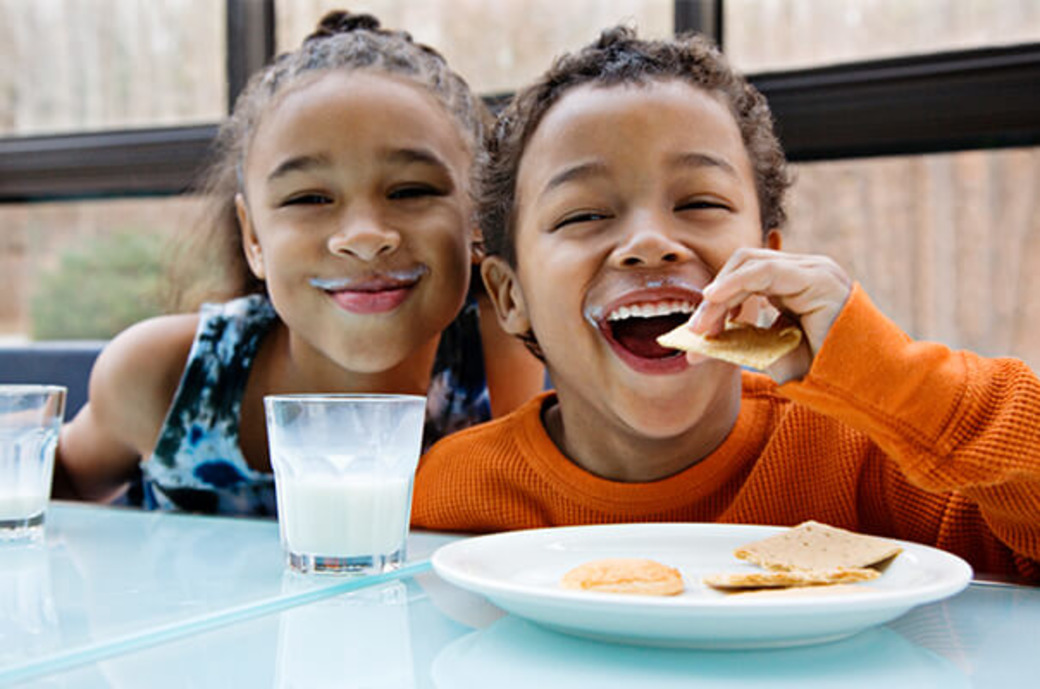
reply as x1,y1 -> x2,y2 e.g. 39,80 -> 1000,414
412,27 -> 1040,580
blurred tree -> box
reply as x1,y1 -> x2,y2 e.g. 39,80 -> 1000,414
30,228 -> 166,340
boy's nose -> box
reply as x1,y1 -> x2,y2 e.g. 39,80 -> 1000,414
327,213 -> 401,261
609,222 -> 694,269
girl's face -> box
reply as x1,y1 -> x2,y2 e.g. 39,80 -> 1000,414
487,79 -> 770,440
238,70 -> 474,376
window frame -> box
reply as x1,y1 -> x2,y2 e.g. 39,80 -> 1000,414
1,0 -> 1039,202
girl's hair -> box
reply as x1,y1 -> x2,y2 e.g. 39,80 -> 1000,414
479,25 -> 791,267
167,10 -> 489,312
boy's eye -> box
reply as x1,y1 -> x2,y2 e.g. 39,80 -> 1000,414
388,184 -> 444,200
676,198 -> 730,212
553,211 -> 611,231
281,193 -> 333,207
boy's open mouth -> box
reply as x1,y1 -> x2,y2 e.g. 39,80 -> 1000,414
600,300 -> 696,360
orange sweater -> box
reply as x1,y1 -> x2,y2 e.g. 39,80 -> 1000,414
412,286 -> 1040,580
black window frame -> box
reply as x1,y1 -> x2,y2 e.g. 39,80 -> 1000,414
2,0 -> 1040,203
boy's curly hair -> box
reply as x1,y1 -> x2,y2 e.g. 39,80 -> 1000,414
479,25 -> 791,268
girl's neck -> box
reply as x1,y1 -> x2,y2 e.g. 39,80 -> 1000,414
260,322 -> 441,396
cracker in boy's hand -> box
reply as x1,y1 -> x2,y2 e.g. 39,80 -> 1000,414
656,320 -> 802,371
734,521 -> 903,572
561,557 -> 685,596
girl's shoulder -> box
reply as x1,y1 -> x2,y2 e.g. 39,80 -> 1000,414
88,312 -> 202,454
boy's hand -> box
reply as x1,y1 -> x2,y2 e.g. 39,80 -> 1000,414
687,248 -> 852,383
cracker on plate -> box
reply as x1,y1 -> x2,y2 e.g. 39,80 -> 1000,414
655,320 -> 802,371
560,558 -> 684,596
734,521 -> 903,572
702,566 -> 880,590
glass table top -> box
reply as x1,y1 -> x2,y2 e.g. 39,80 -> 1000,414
0,502 -> 455,685
11,574 -> 1040,688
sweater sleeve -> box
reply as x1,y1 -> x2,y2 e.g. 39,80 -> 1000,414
780,284 -> 1040,571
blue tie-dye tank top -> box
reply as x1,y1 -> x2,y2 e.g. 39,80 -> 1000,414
139,294 -> 491,516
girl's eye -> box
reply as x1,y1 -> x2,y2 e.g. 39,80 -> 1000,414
388,184 -> 443,201
553,211 -> 610,231
281,193 -> 332,207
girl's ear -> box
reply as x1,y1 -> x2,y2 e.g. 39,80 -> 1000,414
481,256 -> 531,336
766,228 -> 782,251
470,225 -> 486,265
236,193 -> 266,280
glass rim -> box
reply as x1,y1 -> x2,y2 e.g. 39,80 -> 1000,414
263,393 -> 426,404
0,384 -> 67,396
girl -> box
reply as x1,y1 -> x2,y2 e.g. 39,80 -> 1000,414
412,26 -> 1040,580
55,11 -> 543,515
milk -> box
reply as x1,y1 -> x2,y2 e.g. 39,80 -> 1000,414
0,423 -> 58,524
277,474 -> 411,557
0,493 -> 48,521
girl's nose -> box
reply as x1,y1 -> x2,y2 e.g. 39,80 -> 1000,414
327,212 -> 401,261
609,219 -> 694,269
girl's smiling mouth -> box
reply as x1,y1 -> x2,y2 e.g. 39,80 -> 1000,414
310,266 -> 428,315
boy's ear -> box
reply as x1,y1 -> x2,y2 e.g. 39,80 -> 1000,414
480,256 -> 531,336
236,193 -> 266,280
765,228 -> 782,251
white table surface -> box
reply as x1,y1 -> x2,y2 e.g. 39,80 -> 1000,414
3,503 -> 1038,688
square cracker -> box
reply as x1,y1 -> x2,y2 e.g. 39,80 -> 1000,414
734,521 -> 903,571
702,566 -> 880,590
656,321 -> 802,371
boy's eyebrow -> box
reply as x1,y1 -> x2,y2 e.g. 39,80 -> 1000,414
266,153 -> 331,182
541,161 -> 609,199
670,152 -> 739,177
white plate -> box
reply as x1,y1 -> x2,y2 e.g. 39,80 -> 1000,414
431,523 -> 973,649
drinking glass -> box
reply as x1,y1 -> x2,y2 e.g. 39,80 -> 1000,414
0,385 -> 65,542
264,394 -> 426,575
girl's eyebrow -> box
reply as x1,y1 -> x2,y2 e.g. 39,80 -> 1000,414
266,153 -> 332,183
266,148 -> 450,184
383,146 -> 452,173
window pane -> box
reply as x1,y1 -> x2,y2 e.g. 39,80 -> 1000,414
725,0 -> 1040,72
0,0 -> 226,136
275,0 -> 674,94
0,197 -> 204,343
784,147 -> 1040,372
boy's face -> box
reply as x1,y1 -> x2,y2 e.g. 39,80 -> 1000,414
486,79 -> 771,440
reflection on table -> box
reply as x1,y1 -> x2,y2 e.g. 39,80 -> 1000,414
2,504 -> 1038,688
11,572 -> 1040,688
0,503 -> 452,685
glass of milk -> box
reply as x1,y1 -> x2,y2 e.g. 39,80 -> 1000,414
0,385 -> 65,542
264,394 -> 426,575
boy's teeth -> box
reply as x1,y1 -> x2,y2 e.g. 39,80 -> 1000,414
606,300 -> 696,321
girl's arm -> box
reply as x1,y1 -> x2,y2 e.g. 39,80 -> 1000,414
54,314 -> 198,502
476,292 -> 545,418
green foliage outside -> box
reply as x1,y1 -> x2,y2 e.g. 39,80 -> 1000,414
31,229 -> 167,340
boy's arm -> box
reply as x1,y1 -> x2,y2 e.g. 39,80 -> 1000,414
780,285 -> 1040,567
55,314 -> 198,502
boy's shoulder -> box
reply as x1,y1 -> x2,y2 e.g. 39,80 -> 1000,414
425,391 -> 550,457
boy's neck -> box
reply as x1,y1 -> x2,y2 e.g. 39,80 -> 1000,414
543,372 -> 743,483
